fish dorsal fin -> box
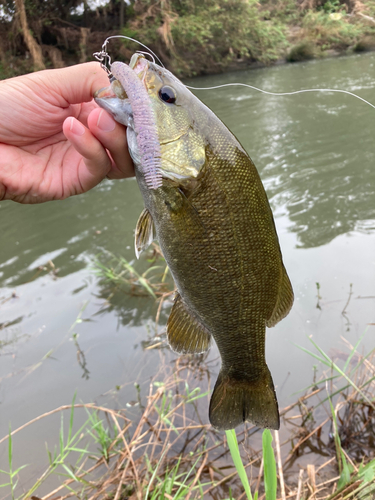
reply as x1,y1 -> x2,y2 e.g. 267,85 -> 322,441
266,266 -> 294,328
135,208 -> 154,259
167,293 -> 211,354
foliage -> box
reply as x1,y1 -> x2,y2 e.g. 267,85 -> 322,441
287,40 -> 316,61
0,397 -> 125,500
302,9 -> 364,50
226,429 -> 255,500
262,430 -> 277,500
2,0 -> 375,78
92,247 -> 172,299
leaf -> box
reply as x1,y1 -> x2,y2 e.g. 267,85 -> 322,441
225,429 -> 253,500
61,464 -> 79,482
262,430 -> 277,500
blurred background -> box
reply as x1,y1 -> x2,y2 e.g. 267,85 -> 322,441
1,0 -> 375,77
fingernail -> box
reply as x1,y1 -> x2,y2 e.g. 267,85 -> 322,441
69,117 -> 85,136
97,109 -> 116,132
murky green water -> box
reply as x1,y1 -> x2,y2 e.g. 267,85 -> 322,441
1,53 -> 374,488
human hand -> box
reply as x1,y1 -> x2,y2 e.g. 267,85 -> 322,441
0,62 -> 133,203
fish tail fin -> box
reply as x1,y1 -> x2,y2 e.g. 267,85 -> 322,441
209,366 -> 280,430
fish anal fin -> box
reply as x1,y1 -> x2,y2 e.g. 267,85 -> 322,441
135,208 -> 154,259
167,293 -> 211,354
266,266 -> 294,328
209,367 -> 280,431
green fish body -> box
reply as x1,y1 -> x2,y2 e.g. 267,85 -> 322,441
95,54 -> 294,430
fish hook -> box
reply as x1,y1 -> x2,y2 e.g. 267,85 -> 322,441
93,35 -> 164,78
93,39 -> 113,79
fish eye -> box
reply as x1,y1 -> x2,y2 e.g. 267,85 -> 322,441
158,85 -> 176,104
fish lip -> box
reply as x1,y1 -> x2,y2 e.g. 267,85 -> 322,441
94,86 -> 117,99
94,94 -> 134,129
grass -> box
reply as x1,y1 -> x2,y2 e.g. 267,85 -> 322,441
0,399 -> 129,500
1,334 -> 374,499
92,245 -> 174,300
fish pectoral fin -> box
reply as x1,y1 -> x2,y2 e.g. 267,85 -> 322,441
167,292 -> 211,354
266,266 -> 294,328
135,208 -> 155,259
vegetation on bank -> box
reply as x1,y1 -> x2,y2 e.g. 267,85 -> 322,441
1,252 -> 374,500
2,0 -> 375,78
1,332 -> 374,499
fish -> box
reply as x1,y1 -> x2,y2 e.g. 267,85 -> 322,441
95,53 -> 294,430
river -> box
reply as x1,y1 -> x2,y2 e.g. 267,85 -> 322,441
0,52 -> 374,494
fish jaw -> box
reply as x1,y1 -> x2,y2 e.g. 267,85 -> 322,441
94,92 -> 134,128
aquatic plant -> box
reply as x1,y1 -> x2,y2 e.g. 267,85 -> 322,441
92,245 -> 174,299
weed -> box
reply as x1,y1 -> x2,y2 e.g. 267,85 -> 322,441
0,427 -> 28,500
92,246 -> 173,299
1,323 -> 374,499
226,428 -> 254,500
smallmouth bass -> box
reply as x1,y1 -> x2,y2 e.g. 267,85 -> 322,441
95,54 -> 294,430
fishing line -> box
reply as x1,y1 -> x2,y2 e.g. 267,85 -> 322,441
185,83 -> 375,111
94,39 -> 375,111
93,35 -> 164,76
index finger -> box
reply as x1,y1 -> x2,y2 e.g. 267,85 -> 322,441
37,62 -> 111,107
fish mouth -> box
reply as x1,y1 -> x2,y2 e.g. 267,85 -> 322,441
94,88 -> 134,128
94,53 -> 149,102
94,86 -> 117,99
94,77 -> 129,100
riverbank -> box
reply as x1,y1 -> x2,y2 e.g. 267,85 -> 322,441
2,1 -> 375,79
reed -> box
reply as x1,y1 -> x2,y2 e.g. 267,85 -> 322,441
1,337 -> 374,499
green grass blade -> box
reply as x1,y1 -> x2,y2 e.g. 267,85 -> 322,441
61,464 -> 79,482
226,429 -> 253,500
308,338 -> 374,408
144,446 -> 169,499
68,392 -> 76,444
59,413 -> 64,456
343,330 -> 366,371
262,430 -> 277,500
174,454 -> 203,498
294,343 -> 328,365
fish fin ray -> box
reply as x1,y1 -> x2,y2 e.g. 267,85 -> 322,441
209,367 -> 280,430
167,292 -> 211,354
135,208 -> 154,259
266,266 -> 294,328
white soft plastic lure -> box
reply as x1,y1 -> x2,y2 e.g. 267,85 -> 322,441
110,61 -> 163,190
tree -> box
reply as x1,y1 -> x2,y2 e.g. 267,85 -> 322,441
14,0 -> 44,70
